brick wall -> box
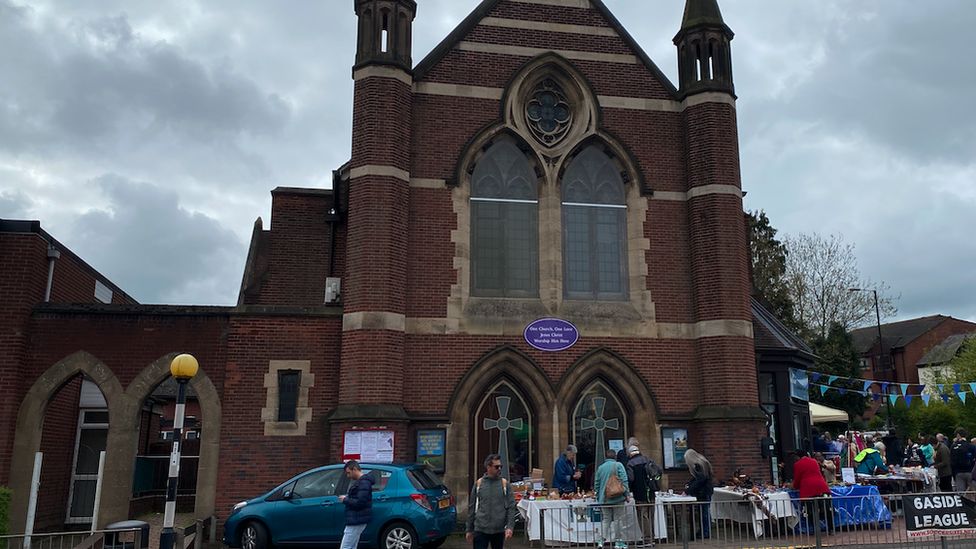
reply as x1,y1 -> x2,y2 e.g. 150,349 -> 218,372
35,376 -> 82,531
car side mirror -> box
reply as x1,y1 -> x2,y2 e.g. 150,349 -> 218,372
282,490 -> 293,500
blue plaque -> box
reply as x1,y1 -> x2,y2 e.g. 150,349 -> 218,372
524,318 -> 579,352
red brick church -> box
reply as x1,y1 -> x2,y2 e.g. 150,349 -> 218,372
0,0 -> 811,534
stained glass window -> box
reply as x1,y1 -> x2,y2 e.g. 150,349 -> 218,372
471,137 -> 539,297
572,381 -> 627,488
474,381 -> 534,482
525,79 -> 573,146
561,145 -> 628,300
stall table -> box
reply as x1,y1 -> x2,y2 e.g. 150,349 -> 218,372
710,488 -> 799,538
516,499 -> 644,545
653,493 -> 697,540
788,484 -> 892,532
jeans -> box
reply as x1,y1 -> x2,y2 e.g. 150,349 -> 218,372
598,504 -> 627,545
692,500 -> 710,539
634,500 -> 656,541
954,472 -> 972,492
472,532 -> 504,549
340,524 -> 367,549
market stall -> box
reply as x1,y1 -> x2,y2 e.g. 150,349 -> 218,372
788,484 -> 892,532
516,498 -> 644,545
809,402 -> 848,424
710,487 -> 799,537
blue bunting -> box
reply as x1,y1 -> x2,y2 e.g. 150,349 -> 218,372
922,394 -> 931,406
961,392 -> 968,404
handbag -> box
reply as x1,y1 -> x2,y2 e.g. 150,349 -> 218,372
605,468 -> 625,499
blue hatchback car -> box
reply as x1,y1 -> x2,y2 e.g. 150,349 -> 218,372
223,463 -> 456,549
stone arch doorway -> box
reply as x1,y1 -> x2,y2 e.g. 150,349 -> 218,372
122,353 -> 221,522
556,348 -> 662,485
445,347 -> 555,510
8,352 -> 126,533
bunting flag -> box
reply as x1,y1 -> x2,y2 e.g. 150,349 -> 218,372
820,385 -> 829,396
917,384 -> 926,393
954,384 -> 962,395
938,384 -> 945,393
889,394 -> 899,405
942,394 -> 951,403
838,388 -> 847,395
863,380 -> 873,393
810,373 -> 822,383
828,375 -> 839,385
900,383 -> 909,395
922,394 -> 931,406
961,392 -> 968,404
882,382 -> 890,393
905,395 -> 914,406
872,393 -> 881,401
970,383 -> 976,395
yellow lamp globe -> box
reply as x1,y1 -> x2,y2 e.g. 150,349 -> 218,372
170,353 -> 199,380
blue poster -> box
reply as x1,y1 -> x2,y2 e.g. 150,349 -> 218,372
417,429 -> 446,473
790,368 -> 810,402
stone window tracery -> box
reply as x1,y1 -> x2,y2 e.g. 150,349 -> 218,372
525,78 -> 573,147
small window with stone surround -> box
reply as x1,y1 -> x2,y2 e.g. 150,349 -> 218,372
262,360 -> 314,436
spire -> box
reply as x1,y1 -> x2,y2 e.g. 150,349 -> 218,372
674,0 -> 735,98
680,0 -> 727,31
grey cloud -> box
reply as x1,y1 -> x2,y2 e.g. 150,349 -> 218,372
66,174 -> 244,305
0,189 -> 31,218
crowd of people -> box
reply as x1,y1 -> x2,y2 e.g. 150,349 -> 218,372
811,427 -> 976,493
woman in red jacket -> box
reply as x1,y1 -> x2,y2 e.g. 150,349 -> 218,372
792,450 -> 834,533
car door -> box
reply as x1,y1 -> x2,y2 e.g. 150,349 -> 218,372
335,468 -> 396,544
271,468 -> 345,544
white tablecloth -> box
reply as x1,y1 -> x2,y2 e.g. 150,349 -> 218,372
709,488 -> 799,537
517,499 -> 644,545
654,493 -> 697,540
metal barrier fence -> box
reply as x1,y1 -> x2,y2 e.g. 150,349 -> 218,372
528,492 -> 976,548
0,528 -> 143,549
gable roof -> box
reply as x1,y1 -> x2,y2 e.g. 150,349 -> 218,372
850,315 -> 949,354
752,297 -> 814,356
412,0 -> 679,97
917,332 -> 976,368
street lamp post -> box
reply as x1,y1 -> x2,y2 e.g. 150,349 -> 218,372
159,354 -> 199,549
849,288 -> 889,430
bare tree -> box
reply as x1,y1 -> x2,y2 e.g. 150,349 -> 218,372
783,233 -> 897,338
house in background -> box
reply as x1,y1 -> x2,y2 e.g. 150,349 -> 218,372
916,333 -> 976,389
851,315 -> 976,385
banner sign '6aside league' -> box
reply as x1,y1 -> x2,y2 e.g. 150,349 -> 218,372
903,494 -> 976,538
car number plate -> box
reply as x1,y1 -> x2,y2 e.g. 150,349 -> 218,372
438,498 -> 450,509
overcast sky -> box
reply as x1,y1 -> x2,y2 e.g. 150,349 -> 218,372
1,0 -> 973,323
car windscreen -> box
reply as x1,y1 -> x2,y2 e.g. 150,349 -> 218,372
407,468 -> 445,490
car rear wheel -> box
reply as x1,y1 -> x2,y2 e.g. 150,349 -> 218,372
381,523 -> 417,549
240,522 -> 269,549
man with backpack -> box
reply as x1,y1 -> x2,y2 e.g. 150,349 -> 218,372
466,454 -> 516,549
950,429 -> 976,493
626,445 -> 662,546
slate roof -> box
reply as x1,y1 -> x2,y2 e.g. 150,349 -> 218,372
850,315 -> 949,354
680,0 -> 727,30
752,297 -> 814,355
917,333 -> 976,368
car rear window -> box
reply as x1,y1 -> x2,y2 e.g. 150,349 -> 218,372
407,468 -> 444,490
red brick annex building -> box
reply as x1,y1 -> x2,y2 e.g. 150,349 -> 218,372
0,0 -> 810,534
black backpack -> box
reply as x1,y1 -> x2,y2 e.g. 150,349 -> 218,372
950,441 -> 972,470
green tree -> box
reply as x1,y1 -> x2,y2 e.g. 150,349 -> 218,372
746,211 -> 801,333
810,323 -> 868,418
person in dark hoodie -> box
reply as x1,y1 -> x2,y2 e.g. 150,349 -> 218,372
339,460 -> 374,549
467,454 -> 516,549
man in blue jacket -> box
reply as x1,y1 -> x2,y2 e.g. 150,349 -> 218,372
553,445 -> 582,494
339,460 -> 374,549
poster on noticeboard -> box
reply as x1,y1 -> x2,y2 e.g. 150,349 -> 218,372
416,429 -> 446,473
662,428 -> 689,469
342,430 -> 395,463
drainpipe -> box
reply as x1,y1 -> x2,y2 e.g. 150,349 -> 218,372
44,245 -> 60,302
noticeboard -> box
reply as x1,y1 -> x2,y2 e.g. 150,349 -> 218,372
662,428 -> 689,470
342,430 -> 395,463
416,429 -> 446,473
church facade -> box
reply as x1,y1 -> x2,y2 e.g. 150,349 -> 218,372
0,0 -> 791,532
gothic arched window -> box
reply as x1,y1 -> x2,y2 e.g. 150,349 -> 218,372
561,145 -> 628,300
572,381 -> 628,481
474,380 -> 534,482
471,137 -> 539,297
